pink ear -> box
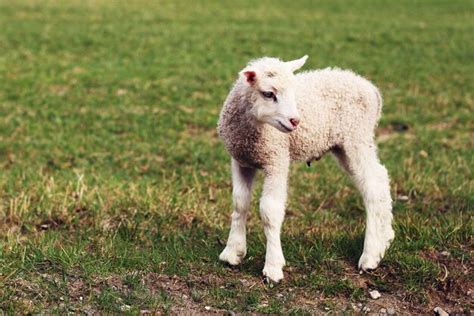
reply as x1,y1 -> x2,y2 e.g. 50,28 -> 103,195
243,71 -> 257,84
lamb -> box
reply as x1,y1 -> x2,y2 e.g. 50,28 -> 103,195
217,56 -> 395,282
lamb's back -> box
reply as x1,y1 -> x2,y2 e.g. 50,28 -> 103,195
289,68 -> 381,162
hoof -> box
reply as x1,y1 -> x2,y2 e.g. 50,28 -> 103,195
358,252 -> 381,272
359,226 -> 395,272
219,246 -> 245,266
262,265 -> 284,283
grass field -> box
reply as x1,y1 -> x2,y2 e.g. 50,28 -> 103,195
0,0 -> 473,314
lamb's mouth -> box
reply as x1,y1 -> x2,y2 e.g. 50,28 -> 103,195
277,120 -> 294,132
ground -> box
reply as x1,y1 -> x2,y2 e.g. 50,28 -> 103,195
0,0 -> 473,314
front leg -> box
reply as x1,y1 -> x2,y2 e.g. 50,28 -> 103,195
260,161 -> 289,283
219,159 -> 256,265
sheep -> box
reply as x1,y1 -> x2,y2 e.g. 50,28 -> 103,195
217,56 -> 394,282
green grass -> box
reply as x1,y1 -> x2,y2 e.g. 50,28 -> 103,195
0,0 -> 472,313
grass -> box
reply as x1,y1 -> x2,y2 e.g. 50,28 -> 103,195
0,0 -> 472,313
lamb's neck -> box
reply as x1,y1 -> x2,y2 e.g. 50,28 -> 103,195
219,82 -> 269,169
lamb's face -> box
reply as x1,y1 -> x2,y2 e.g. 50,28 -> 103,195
240,56 -> 308,133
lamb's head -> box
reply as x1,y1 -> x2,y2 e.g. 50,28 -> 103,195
239,55 -> 308,133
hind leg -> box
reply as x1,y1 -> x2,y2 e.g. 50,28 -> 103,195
333,143 -> 394,271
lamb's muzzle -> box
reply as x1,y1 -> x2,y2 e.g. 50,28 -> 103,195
289,118 -> 300,128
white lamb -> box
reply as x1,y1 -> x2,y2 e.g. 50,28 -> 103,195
217,56 -> 394,282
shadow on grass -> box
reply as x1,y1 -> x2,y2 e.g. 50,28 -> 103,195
333,234 -> 365,267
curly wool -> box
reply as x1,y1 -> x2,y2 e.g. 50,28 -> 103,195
217,67 -> 382,173
217,57 -> 394,281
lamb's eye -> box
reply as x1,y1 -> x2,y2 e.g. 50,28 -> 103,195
261,91 -> 276,100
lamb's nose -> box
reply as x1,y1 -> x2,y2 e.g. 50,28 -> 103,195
289,118 -> 300,127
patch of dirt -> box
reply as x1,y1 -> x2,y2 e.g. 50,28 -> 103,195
426,121 -> 453,131
36,216 -> 67,231
67,278 -> 87,301
4,252 -> 472,314
376,121 -> 412,143
423,249 -> 473,314
348,250 -> 473,315
144,274 -> 201,313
